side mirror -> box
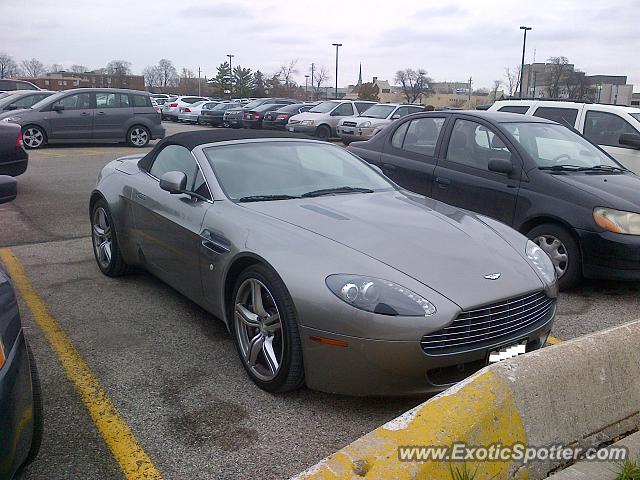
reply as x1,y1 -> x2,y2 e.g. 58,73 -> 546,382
0,175 -> 17,204
619,133 -> 640,150
488,158 -> 514,175
159,171 -> 187,194
391,114 -> 400,120
52,104 -> 64,112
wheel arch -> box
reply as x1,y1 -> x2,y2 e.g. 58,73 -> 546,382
22,123 -> 48,143
517,215 -> 583,258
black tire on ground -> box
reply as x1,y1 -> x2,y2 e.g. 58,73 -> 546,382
90,199 -> 133,277
126,125 -> 151,147
21,125 -> 46,149
315,125 -> 331,140
22,342 -> 43,468
527,223 -> 582,290
231,264 -> 305,393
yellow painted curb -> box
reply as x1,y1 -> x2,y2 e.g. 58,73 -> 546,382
294,370 -> 527,480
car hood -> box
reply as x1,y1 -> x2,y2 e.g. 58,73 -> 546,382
0,108 -> 32,121
243,191 -> 542,309
340,116 -> 391,127
549,172 -> 640,212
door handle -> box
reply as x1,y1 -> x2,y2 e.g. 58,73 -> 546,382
200,230 -> 230,254
80,112 -> 91,116
96,111 -> 106,116
435,177 -> 451,187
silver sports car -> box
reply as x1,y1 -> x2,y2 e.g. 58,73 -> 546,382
90,130 -> 557,396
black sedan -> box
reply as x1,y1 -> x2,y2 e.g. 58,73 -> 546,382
199,102 -> 242,127
0,176 -> 43,477
0,122 -> 28,176
349,110 -> 640,289
262,104 -> 315,130
241,103 -> 290,129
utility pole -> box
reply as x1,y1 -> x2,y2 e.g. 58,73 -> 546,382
467,77 -> 472,109
226,54 -> 235,97
305,75 -> 310,100
519,26 -> 532,98
332,43 -> 342,100
198,67 -> 201,96
310,63 -> 315,100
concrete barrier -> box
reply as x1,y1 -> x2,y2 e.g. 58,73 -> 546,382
293,321 -> 640,480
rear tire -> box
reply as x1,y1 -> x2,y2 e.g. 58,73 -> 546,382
22,342 -> 43,468
527,223 -> 581,290
315,125 -> 331,140
127,126 -> 150,147
91,199 -> 133,276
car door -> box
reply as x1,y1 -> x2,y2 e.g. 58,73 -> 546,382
431,117 -> 522,226
328,103 -> 355,133
93,92 -> 133,140
131,144 -> 213,301
376,116 -> 447,196
581,110 -> 640,173
48,92 -> 94,140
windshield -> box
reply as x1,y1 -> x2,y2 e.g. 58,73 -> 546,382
309,101 -> 339,113
502,122 -> 620,169
204,141 -> 393,201
359,105 -> 395,119
243,99 -> 265,109
630,113 -> 640,122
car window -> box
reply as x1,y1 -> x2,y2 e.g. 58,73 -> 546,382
498,105 -> 530,114
533,107 -> 578,127
96,92 -> 130,108
394,107 -> 410,117
402,117 -> 446,157
408,106 -> 424,114
446,119 -> 511,170
584,111 -> 640,148
132,95 -> 151,107
391,122 -> 410,149
192,168 -> 212,200
10,94 -> 49,108
354,102 -> 373,114
52,93 -> 92,110
149,145 -> 198,188
333,103 -> 354,116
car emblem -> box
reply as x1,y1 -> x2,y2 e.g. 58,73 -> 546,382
484,273 -> 501,280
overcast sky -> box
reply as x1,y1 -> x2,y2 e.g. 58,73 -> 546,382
2,0 -> 639,91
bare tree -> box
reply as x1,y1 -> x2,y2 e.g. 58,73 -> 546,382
49,63 -> 64,73
142,65 -> 162,89
157,59 -> 178,88
504,66 -> 521,97
394,68 -> 432,103
492,80 -> 502,101
106,59 -> 132,76
178,68 -> 198,95
69,64 -> 88,73
312,66 -> 330,100
278,59 -> 299,96
546,56 -> 571,98
20,58 -> 46,78
0,53 -> 19,78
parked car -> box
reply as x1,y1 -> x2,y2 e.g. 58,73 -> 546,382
0,79 -> 39,93
150,97 -> 162,114
0,88 -> 165,148
0,122 -> 28,176
348,110 -> 640,289
241,103 -> 292,129
199,102 -> 242,127
89,129 -> 557,396
0,175 -> 43,478
0,90 -> 55,113
224,98 -> 296,128
177,101 -> 218,124
151,93 -> 170,101
161,96 -> 210,121
337,103 -> 425,144
489,100 -> 640,174
262,103 -> 316,130
287,100 -> 376,139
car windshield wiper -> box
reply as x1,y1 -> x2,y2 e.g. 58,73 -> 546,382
301,186 -> 374,197
580,165 -> 628,173
238,194 -> 300,202
539,164 -> 627,173
538,164 -> 584,171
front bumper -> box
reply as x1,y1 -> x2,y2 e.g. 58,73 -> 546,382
336,126 -> 375,142
286,124 -> 316,135
177,113 -> 199,123
577,228 -> 640,280
300,313 -> 553,396
0,329 -> 34,479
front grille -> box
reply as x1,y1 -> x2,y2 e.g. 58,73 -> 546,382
420,291 -> 555,355
342,121 -> 358,127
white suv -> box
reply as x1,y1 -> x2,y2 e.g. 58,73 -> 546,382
161,95 -> 210,121
489,100 -> 640,173
336,103 -> 425,144
287,100 -> 376,139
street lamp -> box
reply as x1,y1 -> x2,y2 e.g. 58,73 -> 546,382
227,54 -> 235,97
518,26 -> 532,98
305,75 -> 310,100
332,43 -> 342,100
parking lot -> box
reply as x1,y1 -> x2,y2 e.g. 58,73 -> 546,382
2,121 -> 640,480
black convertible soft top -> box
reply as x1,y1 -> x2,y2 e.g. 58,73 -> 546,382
138,129 -> 312,171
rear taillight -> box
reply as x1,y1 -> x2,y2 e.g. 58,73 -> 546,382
16,130 -> 23,149
253,113 -> 260,119
276,114 -> 289,120
184,108 -> 191,113
169,102 -> 178,107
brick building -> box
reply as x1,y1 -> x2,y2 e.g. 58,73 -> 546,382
19,70 -> 145,92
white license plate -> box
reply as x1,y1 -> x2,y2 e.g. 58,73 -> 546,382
288,126 -> 295,132
488,340 -> 527,363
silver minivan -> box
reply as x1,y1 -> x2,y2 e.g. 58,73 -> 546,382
0,88 -> 165,149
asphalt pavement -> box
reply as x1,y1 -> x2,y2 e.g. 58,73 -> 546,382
1,121 -> 639,479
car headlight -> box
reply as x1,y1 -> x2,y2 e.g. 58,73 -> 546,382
359,121 -> 371,128
593,207 -> 640,235
301,120 -> 315,126
1,116 -> 20,123
526,240 -> 556,285
326,274 -> 436,316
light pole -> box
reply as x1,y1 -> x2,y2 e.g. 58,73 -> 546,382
305,75 -> 310,100
518,26 -> 532,98
332,43 -> 342,100
227,54 -> 235,97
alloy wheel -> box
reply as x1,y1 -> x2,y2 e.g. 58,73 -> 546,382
92,207 -> 113,269
129,127 -> 148,146
534,234 -> 568,278
23,127 -> 44,148
234,278 -> 284,382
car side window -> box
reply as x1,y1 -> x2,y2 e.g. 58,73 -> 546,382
354,102 -> 373,114
52,93 -> 92,110
10,95 -> 44,108
132,95 -> 151,107
391,122 -> 409,149
446,119 -> 511,171
395,107 -> 410,118
533,107 -> 578,127
333,103 -> 354,116
408,106 -> 424,114
584,111 -> 639,148
150,145 -> 198,187
192,168 -> 212,200
402,117 -> 445,157
96,93 -> 130,109
498,105 -> 530,114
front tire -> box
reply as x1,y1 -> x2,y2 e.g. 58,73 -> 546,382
527,223 -> 581,290
127,126 -> 150,147
22,125 -> 46,149
22,342 -> 43,468
91,199 -> 132,276
315,125 -> 331,140
231,265 -> 304,393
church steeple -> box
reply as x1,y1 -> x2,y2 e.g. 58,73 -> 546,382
357,63 -> 362,86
